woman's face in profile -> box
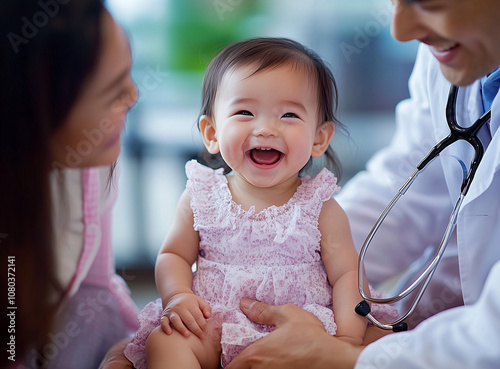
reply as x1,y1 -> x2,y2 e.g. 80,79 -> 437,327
50,11 -> 138,168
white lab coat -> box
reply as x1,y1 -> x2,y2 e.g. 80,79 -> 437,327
337,44 -> 500,368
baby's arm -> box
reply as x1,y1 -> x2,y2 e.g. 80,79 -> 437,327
319,198 -> 367,346
155,190 -> 212,339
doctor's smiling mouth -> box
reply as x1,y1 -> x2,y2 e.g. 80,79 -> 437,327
390,0 -> 500,87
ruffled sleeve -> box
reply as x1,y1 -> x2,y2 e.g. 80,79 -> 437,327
296,168 -> 340,218
185,160 -> 232,230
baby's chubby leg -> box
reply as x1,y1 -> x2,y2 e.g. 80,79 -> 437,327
146,318 -> 222,369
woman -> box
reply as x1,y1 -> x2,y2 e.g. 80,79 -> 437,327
1,1 -> 139,367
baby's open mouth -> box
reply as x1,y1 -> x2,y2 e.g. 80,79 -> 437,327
249,148 -> 283,165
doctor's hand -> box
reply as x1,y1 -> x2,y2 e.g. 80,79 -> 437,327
225,299 -> 364,369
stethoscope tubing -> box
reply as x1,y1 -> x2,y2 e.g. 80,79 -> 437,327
356,85 -> 491,331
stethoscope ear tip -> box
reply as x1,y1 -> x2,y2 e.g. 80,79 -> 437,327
355,300 -> 371,316
392,322 -> 408,332
355,300 -> 408,332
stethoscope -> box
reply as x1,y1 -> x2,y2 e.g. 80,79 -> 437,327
355,84 -> 492,332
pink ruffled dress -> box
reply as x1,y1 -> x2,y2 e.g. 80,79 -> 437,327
125,160 -> 397,368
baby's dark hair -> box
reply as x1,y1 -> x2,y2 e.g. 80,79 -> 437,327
198,37 -> 344,178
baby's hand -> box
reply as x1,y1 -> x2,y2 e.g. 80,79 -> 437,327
160,292 -> 212,339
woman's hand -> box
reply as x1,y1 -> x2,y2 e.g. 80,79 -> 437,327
98,338 -> 134,369
225,299 -> 363,369
160,292 -> 212,339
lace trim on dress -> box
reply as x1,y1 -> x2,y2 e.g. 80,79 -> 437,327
185,160 -> 340,231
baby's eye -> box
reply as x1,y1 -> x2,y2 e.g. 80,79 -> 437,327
235,110 -> 253,116
282,112 -> 299,118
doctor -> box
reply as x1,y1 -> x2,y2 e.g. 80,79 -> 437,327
226,0 -> 500,368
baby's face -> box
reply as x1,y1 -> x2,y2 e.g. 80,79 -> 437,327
209,64 -> 329,189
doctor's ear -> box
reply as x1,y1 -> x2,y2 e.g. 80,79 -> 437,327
199,115 -> 220,154
311,121 -> 335,157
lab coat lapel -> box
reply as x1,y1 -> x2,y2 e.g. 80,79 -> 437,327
489,91 -> 500,139
460,83 -> 500,209
456,84 -> 500,304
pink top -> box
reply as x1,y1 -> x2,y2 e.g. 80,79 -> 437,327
65,167 -> 139,333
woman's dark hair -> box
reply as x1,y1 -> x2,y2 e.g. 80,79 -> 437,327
198,37 -> 344,178
0,0 -> 105,356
